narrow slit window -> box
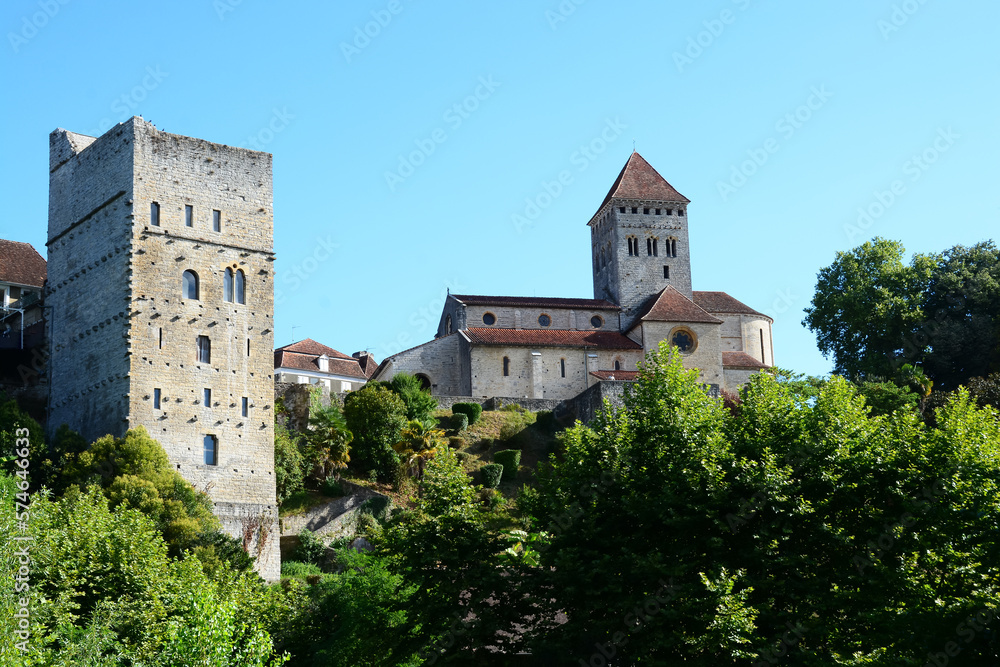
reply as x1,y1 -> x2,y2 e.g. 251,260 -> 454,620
760,329 -> 766,365
185,205 -> 194,227
212,209 -> 221,232
235,270 -> 245,304
203,435 -> 217,466
647,238 -> 653,256
503,356 -> 510,377
197,335 -> 211,364
560,358 -> 566,378
151,202 -> 160,226
671,239 -> 677,257
153,388 -> 161,410
224,268 -> 234,302
158,327 -> 163,349
652,239 -> 658,257
242,397 -> 249,418
204,388 -> 212,407
664,266 -> 670,279
247,338 -> 251,357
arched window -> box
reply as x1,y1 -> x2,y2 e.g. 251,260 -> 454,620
614,360 -> 622,371
223,268 -> 234,302
182,270 -> 199,300
647,238 -> 653,256
503,356 -> 510,377
415,373 -> 431,390
671,239 -> 678,258
235,269 -> 245,304
445,315 -> 453,334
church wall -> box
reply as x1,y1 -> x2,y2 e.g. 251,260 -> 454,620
717,314 -> 744,352
723,367 -> 762,393
740,316 -> 774,366
376,334 -> 468,396
463,305 -> 620,331
640,320 -> 724,386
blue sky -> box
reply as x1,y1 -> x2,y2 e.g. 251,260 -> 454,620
2,0 -> 997,376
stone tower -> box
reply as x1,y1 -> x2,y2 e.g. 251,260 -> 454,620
589,152 -> 693,329
46,117 -> 279,580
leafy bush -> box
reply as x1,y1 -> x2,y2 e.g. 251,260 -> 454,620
343,384 -> 406,483
321,477 -> 344,497
389,372 -> 438,423
281,560 -> 322,578
967,372 -> 1000,408
498,408 -> 536,446
294,529 -> 328,568
535,410 -> 557,431
448,436 -> 465,449
493,450 -> 521,481
455,452 -> 470,464
857,380 -> 920,417
274,421 -> 305,504
452,402 -> 483,425
451,413 -> 469,432
360,496 -> 392,523
481,463 -> 503,489
478,487 -> 503,510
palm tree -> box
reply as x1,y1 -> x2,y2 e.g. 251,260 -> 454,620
305,404 -> 353,480
393,420 -> 445,479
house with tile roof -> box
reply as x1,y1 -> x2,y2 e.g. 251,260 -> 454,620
373,153 -> 772,399
274,338 -> 376,393
0,239 -> 47,349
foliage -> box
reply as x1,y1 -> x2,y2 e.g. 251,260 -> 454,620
388,373 -> 438,423
320,477 -> 344,497
343,384 -> 406,483
293,529 -> 328,569
280,561 -> 322,579
493,449 -> 521,481
856,379 -> 921,417
0,395 -> 45,480
450,412 -> 469,432
523,341 -> 1000,664
303,403 -> 353,480
967,372 -> 1000,409
451,402 -> 482,425
393,419 -> 444,479
764,366 -> 827,400
447,436 -> 465,449
274,421 -> 306,504
497,405 -> 536,446
481,463 -> 503,489
359,496 -> 393,523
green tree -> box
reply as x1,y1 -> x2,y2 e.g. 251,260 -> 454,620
342,384 -> 406,483
274,421 -> 306,504
388,373 -> 438,423
803,237 -> 933,380
303,403 -> 353,481
393,419 -> 444,479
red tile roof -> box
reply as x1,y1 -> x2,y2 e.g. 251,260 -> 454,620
693,291 -> 768,318
276,338 -> 353,360
273,350 -> 368,380
633,287 -> 722,325
592,152 -> 690,221
590,370 -> 639,381
722,352 -> 768,370
451,294 -> 619,310
463,328 -> 641,350
353,352 -> 379,379
0,240 -> 46,288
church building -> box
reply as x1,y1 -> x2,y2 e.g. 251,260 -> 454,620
372,153 -> 773,399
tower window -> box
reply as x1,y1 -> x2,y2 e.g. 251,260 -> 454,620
247,338 -> 250,357
185,205 -> 194,227
483,312 -> 496,325
182,270 -> 199,300
666,209 -> 673,216
664,266 -> 670,279
235,270 -> 245,304
153,388 -> 161,409
560,358 -> 566,378
643,208 -> 650,215
212,209 -> 221,232
224,268 -> 234,302
678,209 -> 685,216
445,315 -> 453,334
204,388 -> 212,407
631,207 -> 638,214
197,335 -> 211,363
503,356 -> 510,377
614,360 -> 622,371
619,207 -> 625,213
538,314 -> 551,327
151,202 -> 160,226
158,327 -> 163,349
203,435 -> 218,466
671,239 -> 678,257
627,237 -> 638,256
655,208 -> 661,215
653,239 -> 658,257
242,397 -> 249,418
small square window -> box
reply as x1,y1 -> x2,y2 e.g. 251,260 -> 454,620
631,207 -> 638,214
212,209 -> 221,232
153,388 -> 161,409
678,209 -> 685,216
151,202 -> 160,226
666,209 -> 673,216
204,435 -> 218,466
619,206 -> 626,214
204,388 -> 211,407
643,208 -> 650,215
242,397 -> 249,418
655,208 -> 661,215
185,205 -> 194,227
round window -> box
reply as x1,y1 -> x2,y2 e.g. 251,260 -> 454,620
591,315 -> 603,329
482,312 -> 496,326
671,328 -> 697,354
538,314 -> 551,327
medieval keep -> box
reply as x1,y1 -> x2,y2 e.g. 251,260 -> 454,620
374,152 -> 774,399
46,117 -> 279,579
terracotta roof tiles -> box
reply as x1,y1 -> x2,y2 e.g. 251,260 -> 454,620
275,338 -> 353,360
451,294 -> 620,310
632,286 -> 722,326
0,240 -> 46,288
592,152 -> 689,221
693,291 -> 769,318
722,351 -> 768,370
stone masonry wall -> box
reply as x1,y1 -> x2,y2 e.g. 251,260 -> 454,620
640,320 -> 723,387
375,333 -> 469,396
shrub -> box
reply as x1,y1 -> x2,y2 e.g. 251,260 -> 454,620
482,463 -> 503,489
281,560 -> 322,578
343,384 -> 406,483
360,496 -> 392,523
320,477 -> 344,497
857,380 -> 920,417
499,408 -> 536,446
294,529 -> 328,568
494,449 -> 521,481
535,410 -> 557,431
389,372 -> 438,423
449,436 -> 465,449
456,452 -> 470,463
452,402 -> 483,425
274,421 -> 305,504
479,487 -> 503,510
967,372 -> 1000,409
451,413 -> 469,432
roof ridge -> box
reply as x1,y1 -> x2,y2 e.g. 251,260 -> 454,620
590,152 -> 690,223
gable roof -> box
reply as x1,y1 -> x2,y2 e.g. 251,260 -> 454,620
275,338 -> 353,360
722,351 -> 769,370
353,353 -> 379,379
463,328 -> 641,350
592,152 -> 690,222
632,286 -> 722,326
693,291 -> 769,319
273,349 -> 368,380
450,294 -> 620,311
0,240 -> 46,288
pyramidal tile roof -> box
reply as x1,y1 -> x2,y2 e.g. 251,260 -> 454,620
632,286 -> 722,326
693,291 -> 769,319
592,152 -> 690,221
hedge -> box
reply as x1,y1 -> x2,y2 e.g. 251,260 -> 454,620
482,463 -> 503,489
493,449 -> 521,481
452,402 -> 483,425
451,413 -> 469,432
